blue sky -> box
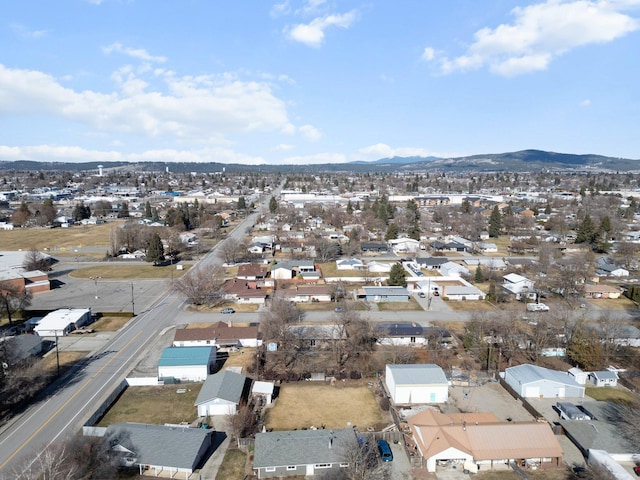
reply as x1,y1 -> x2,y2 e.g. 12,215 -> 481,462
1,0 -> 639,165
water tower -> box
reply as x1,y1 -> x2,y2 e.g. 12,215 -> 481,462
98,165 -> 104,176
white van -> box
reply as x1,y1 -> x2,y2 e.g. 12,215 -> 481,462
526,303 -> 549,312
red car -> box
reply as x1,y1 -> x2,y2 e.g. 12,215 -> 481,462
633,465 -> 640,476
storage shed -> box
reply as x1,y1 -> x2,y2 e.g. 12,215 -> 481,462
385,364 -> 448,404
504,364 -> 585,399
33,308 -> 92,337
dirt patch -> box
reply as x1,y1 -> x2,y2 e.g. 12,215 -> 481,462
97,384 -> 202,426
448,381 -> 534,422
265,381 -> 385,431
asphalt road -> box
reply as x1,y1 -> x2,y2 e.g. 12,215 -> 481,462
0,192 -> 274,475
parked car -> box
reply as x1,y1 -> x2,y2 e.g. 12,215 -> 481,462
418,292 -> 426,298
433,290 -> 439,296
334,306 -> 345,313
634,465 -> 640,476
221,308 -> 235,314
377,439 -> 393,462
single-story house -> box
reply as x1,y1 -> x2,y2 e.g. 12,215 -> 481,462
595,259 -> 629,277
360,242 -> 388,254
365,261 -> 393,273
102,422 -> 214,478
415,257 -> 449,270
504,364 -> 585,399
237,263 -> 269,280
463,258 -> 507,271
385,364 -> 448,405
357,286 -> 410,303
583,284 -> 621,299
222,279 -> 269,305
280,286 -> 332,303
287,324 -> 346,348
173,322 -> 261,348
33,308 -> 92,337
375,323 -> 427,347
502,273 -> 536,300
474,242 -> 498,253
335,258 -> 365,270
2,334 -> 45,365
409,409 -> 563,473
388,238 -> 420,254
439,262 -> 470,277
272,261 -> 316,280
253,428 -> 358,479
588,370 -> 618,387
158,346 -> 216,382
194,369 -> 248,416
442,284 -> 486,301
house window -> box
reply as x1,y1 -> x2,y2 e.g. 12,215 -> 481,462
314,464 -> 331,469
265,467 -> 276,472
340,462 -> 349,468
286,466 -> 296,471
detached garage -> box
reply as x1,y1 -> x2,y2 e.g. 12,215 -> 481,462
158,346 -> 216,382
385,364 -> 448,405
504,364 -> 584,399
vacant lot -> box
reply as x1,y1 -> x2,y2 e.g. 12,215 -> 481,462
0,223 -> 117,251
586,386 -> 637,405
41,350 -> 88,373
446,300 -> 495,311
91,315 -> 132,332
378,299 -> 422,311
97,384 -> 202,426
264,382 -> 384,431
71,264 -> 189,280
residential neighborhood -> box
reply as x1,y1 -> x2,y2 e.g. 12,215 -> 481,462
2,166 -> 640,480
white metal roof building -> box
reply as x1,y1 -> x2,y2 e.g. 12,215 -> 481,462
504,364 -> 585,399
385,364 -> 448,404
33,308 -> 92,337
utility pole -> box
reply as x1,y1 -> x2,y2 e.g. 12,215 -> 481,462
131,283 -> 135,316
55,331 -> 60,377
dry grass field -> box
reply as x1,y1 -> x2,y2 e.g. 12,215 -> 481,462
446,300 -> 496,311
70,264 -> 189,280
41,350 -> 88,373
475,470 -> 572,480
0,223 -> 117,251
215,448 -> 247,480
264,382 -> 384,431
91,315 -> 132,332
377,300 -> 422,311
97,384 -> 202,426
586,386 -> 638,405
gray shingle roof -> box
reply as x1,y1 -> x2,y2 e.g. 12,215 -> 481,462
105,423 -> 212,470
195,369 -> 247,405
253,428 -> 358,468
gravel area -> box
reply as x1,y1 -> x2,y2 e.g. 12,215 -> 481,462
448,381 -> 535,422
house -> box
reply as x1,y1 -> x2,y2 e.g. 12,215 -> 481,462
596,258 -> 629,277
588,370 -> 618,387
360,242 -> 388,254
287,324 -> 346,348
388,238 -> 420,254
237,263 -> 268,281
253,428 -> 358,478
409,409 -> 563,473
504,364 -> 585,399
357,286 -> 410,302
2,334 -> 45,365
375,323 -> 427,347
474,242 -> 498,253
385,364 -> 448,404
157,346 -> 216,382
463,258 -> 507,271
583,284 -> 621,299
439,262 -> 470,277
502,273 -> 536,300
33,308 -> 92,337
335,258 -> 365,271
101,423 -> 213,477
271,261 -> 316,280
222,279 -> 270,305
568,367 -> 588,385
365,261 -> 393,273
279,286 -> 332,303
442,284 -> 486,301
415,257 -> 449,270
172,322 -> 261,348
194,369 -> 248,416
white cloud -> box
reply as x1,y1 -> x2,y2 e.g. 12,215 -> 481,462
581,98 -> 592,107
281,152 -> 346,164
438,0 -> 640,76
103,42 -> 167,63
274,143 -> 295,151
299,124 -> 322,141
286,11 -> 357,47
11,23 -> 49,39
0,144 -> 266,165
270,1 -> 291,18
422,47 -> 436,61
0,63 -> 292,142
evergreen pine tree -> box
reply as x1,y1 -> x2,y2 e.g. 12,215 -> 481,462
146,233 -> 165,265
488,206 -> 502,238
388,263 -> 407,287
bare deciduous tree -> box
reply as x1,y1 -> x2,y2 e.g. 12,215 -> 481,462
170,265 -> 225,306
0,281 -> 32,325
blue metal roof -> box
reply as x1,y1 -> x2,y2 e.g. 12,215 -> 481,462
158,346 -> 213,367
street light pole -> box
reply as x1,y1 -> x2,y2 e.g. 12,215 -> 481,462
90,276 -> 102,299
131,282 -> 135,316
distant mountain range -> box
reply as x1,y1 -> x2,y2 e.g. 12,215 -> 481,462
0,150 -> 638,174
